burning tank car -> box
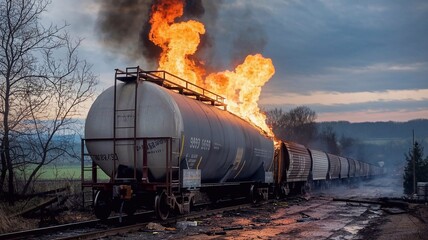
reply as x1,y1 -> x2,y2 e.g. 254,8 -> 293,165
82,67 -> 383,220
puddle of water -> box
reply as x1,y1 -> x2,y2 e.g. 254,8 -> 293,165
368,209 -> 382,215
339,213 -> 358,217
319,219 -> 348,231
368,214 -> 380,219
329,235 -> 354,240
344,224 -> 364,234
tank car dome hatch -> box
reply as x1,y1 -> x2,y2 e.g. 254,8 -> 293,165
85,81 -> 274,183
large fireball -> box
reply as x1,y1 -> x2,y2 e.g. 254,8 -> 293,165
149,0 -> 275,137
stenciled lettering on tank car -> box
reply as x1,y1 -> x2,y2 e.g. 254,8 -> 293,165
212,142 -> 222,150
135,139 -> 165,154
200,139 -> 211,151
89,153 -> 118,161
184,153 -> 201,168
116,113 -> 134,121
189,137 -> 212,151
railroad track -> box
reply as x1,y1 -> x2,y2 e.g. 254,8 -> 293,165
0,200 -> 258,240
55,196 -> 332,240
0,211 -> 153,240
56,202 -> 255,240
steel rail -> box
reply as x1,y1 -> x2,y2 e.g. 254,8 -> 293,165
0,211 -> 153,240
0,219 -> 100,240
55,202 -> 258,240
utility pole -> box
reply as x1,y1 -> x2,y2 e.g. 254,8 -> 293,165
413,129 -> 416,195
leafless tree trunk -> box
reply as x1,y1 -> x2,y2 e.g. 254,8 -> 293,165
265,106 -> 318,145
265,108 -> 287,140
0,0 -> 97,203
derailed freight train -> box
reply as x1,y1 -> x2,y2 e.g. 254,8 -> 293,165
82,67 -> 383,220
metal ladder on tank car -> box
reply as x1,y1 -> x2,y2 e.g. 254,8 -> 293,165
113,67 -> 182,186
167,138 -> 181,196
80,139 -> 97,209
114,67 -> 187,216
113,68 -> 140,181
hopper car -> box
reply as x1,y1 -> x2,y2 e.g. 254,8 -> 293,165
81,67 -> 383,220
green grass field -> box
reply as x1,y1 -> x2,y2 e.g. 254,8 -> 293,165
22,164 -> 109,180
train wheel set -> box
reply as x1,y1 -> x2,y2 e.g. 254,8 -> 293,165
81,67 -> 383,220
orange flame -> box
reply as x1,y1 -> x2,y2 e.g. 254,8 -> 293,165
149,0 -> 275,137
149,0 -> 205,85
206,55 -> 275,135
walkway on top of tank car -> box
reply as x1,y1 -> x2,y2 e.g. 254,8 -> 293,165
114,66 -> 227,110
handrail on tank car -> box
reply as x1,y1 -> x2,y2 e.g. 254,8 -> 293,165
146,70 -> 225,102
81,136 -> 180,189
115,67 -> 227,110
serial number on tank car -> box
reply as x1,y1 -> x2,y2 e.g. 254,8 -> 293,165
189,137 -> 211,151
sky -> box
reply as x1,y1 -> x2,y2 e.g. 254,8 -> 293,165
43,0 -> 428,122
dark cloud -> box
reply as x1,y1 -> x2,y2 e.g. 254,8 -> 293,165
56,0 -> 428,121
200,1 -> 268,70
95,0 -> 216,68
93,0 -> 428,80
95,0 -> 154,64
95,0 -> 272,73
262,66 -> 428,95
268,1 -> 428,69
262,0 -> 428,93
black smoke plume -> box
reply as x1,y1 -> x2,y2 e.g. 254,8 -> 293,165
96,0 -> 267,72
96,0 -> 156,67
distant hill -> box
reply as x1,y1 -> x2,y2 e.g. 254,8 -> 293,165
317,119 -> 428,141
60,119 -> 428,172
316,119 -> 428,172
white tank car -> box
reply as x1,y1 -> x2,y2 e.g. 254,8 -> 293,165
85,81 -> 274,183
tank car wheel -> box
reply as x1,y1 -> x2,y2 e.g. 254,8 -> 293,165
124,200 -> 136,216
274,189 -> 281,200
94,190 -> 112,220
116,197 -> 137,216
301,182 -> 311,195
119,199 -> 136,217
155,191 -> 170,220
249,185 -> 259,204
188,196 -> 195,213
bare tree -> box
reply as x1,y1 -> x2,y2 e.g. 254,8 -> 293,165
339,134 -> 357,156
265,108 -> 287,140
283,106 -> 317,145
266,106 -> 317,145
0,0 -> 97,203
317,125 -> 340,155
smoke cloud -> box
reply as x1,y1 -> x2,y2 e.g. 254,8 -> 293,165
96,0 -> 155,67
96,0 -> 267,73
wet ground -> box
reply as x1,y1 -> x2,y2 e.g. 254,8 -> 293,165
112,176 -> 428,240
